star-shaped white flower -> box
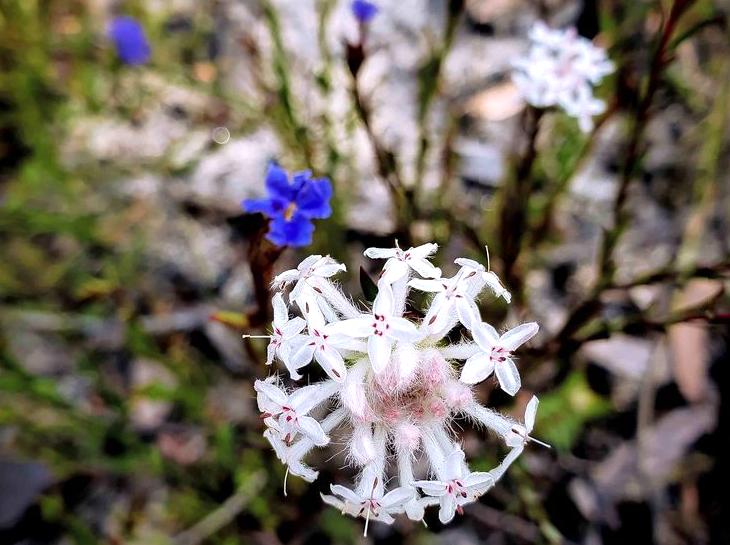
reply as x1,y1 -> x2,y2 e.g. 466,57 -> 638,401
505,396 -> 550,448
273,254 -> 346,302
327,286 -> 422,373
454,257 -> 511,303
364,242 -> 441,284
409,271 -> 480,333
264,428 -> 319,483
414,449 -> 494,524
322,479 -> 414,535
291,302 -> 363,382
263,293 -> 308,379
254,379 -> 330,446
459,322 -> 538,395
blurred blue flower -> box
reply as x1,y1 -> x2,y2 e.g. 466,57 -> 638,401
351,0 -> 379,23
243,164 -> 333,247
108,16 -> 151,65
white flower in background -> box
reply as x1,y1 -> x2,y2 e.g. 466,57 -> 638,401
512,21 -> 614,132
247,244 -> 548,535
459,321 -> 539,395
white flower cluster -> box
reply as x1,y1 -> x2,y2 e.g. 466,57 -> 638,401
512,21 -> 614,132
250,246 -> 548,534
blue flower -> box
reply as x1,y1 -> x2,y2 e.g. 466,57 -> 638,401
351,0 -> 379,23
243,164 -> 333,248
108,16 -> 151,66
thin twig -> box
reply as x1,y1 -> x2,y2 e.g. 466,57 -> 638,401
173,472 -> 267,545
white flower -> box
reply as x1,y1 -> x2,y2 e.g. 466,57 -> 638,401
273,254 -> 346,303
264,429 -> 319,483
291,303 -> 363,382
459,322 -> 539,395
364,242 -> 441,284
414,449 -> 494,524
512,21 -> 614,132
265,293 -> 307,379
247,243 -> 547,531
327,286 -> 422,373
505,396 -> 550,448
254,379 -> 334,446
454,257 -> 511,303
322,481 -> 414,532
409,271 -> 480,333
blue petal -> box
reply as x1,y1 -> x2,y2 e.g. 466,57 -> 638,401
265,164 -> 295,201
266,213 -> 315,247
108,17 -> 151,66
295,177 -> 333,219
351,0 -> 378,23
290,170 -> 313,193
242,197 -> 287,217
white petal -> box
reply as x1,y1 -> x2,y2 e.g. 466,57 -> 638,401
463,472 -> 495,494
314,263 -> 346,278
281,316 -> 306,338
381,259 -> 410,284
460,354 -> 495,385
325,317 -> 373,338
524,395 -> 539,433
439,494 -> 457,524
321,493 -> 348,513
273,269 -> 298,287
315,345 -> 347,382
454,257 -> 483,271
290,279 -> 312,309
405,497 -> 425,521
288,458 -> 318,482
413,480 -> 447,497
455,297 -> 479,329
373,284 -> 395,316
373,511 -> 395,524
272,293 -> 288,326
483,271 -> 511,302
297,255 -> 321,271
380,486 -> 415,509
408,278 -> 445,293
254,379 -> 287,407
266,342 -> 276,366
500,322 -> 539,351
407,257 -> 441,279
298,415 -> 329,446
495,359 -> 521,396
263,429 -> 288,462
409,242 -> 438,259
440,448 -> 466,480
368,334 -> 392,374
387,317 -> 422,343
330,484 -> 363,505
423,293 -> 450,332
472,322 -> 499,351
364,247 -> 398,259
291,343 -> 316,369
298,292 -> 324,328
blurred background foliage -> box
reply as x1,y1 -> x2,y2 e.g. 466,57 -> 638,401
1,1 -> 729,545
